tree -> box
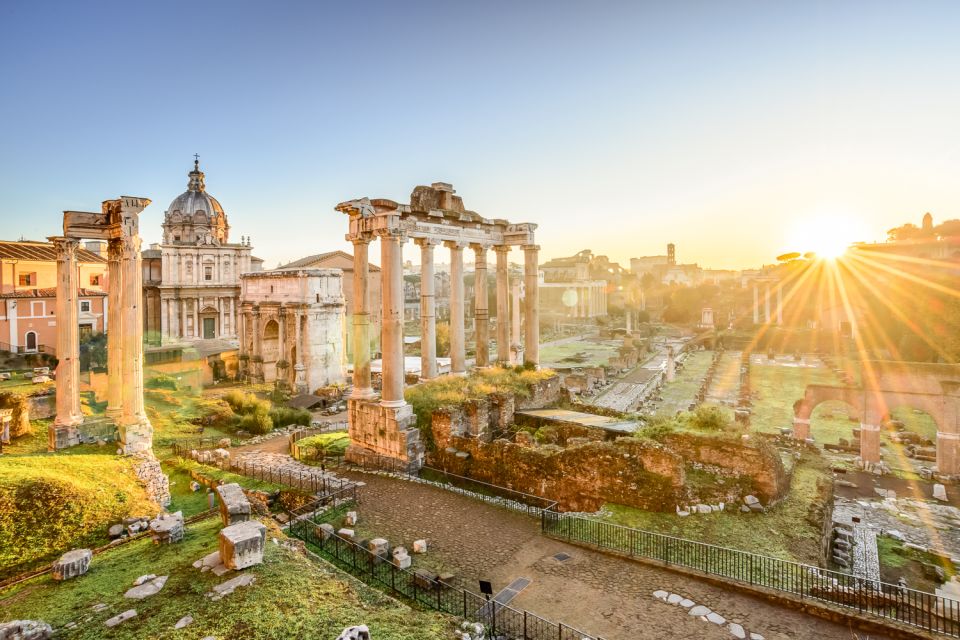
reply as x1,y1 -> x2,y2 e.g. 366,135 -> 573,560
886,223 -> 923,242
435,321 -> 451,357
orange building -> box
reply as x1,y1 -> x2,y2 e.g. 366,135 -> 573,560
0,240 -> 109,354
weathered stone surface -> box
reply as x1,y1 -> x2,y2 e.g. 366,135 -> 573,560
132,453 -> 171,507
666,593 -> 683,604
133,573 -> 156,586
219,520 -> 266,570
728,622 -> 746,639
149,511 -> 184,544
335,625 -> 371,640
0,620 -> 53,640
216,483 -> 252,526
338,528 -> 355,540
174,615 -> 194,629
108,524 -> 125,539
652,590 -> 669,601
210,572 -> 255,597
688,605 -> 710,617
367,538 -> 389,558
678,598 -> 694,608
934,483 -> 948,502
318,523 -> 335,540
104,610 -> 137,628
706,612 -> 726,625
392,546 -> 411,569
743,495 -> 760,506
412,539 -> 428,553
124,575 -> 167,599
51,549 -> 91,581
344,511 -> 358,526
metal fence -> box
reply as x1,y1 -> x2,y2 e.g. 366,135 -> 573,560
288,505 -> 602,640
542,510 -> 960,638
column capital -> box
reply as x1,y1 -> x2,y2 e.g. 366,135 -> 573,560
48,236 -> 80,257
349,233 -> 374,245
107,236 -> 125,261
521,244 -> 541,252
470,242 -> 492,254
443,240 -> 467,251
414,237 -> 440,249
494,245 -> 512,254
374,228 -> 406,243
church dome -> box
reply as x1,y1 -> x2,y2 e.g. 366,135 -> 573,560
162,159 -> 230,245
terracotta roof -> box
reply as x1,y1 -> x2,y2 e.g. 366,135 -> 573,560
0,287 -> 106,299
280,250 -> 381,271
0,241 -> 106,263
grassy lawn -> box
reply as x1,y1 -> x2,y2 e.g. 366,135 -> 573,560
653,350 -> 713,416
877,534 -> 955,593
296,431 -> 349,455
0,517 -> 453,640
748,361 -> 841,435
600,451 -> 832,564
167,458 -> 285,495
539,339 -> 622,368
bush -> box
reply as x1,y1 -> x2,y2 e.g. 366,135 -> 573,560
270,407 -> 311,429
238,410 -> 273,435
636,415 -> 678,441
689,405 -> 729,431
0,392 -> 31,438
223,390 -> 270,416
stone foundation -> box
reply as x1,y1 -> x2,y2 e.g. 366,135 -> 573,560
346,398 -> 424,468
220,520 -> 267,570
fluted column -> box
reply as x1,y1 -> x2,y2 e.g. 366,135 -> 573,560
523,244 -> 540,367
416,238 -> 438,380
510,277 -> 522,364
192,298 -> 199,338
295,308 -> 306,392
118,215 -> 152,454
472,244 -> 490,367
776,285 -> 783,325
380,232 -> 406,406
495,246 -> 511,364
765,283 -> 771,324
445,241 -> 466,375
753,285 -> 759,324
253,306 -> 262,381
351,236 -> 375,399
105,238 -> 124,420
50,236 -> 82,448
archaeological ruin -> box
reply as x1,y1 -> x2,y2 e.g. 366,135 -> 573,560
336,182 -> 540,467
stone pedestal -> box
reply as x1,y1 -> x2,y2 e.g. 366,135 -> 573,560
219,520 -> 267,570
346,398 -> 423,468
51,548 -> 92,581
793,418 -> 810,440
216,483 -> 252,526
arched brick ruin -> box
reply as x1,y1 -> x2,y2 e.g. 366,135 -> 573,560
793,361 -> 960,476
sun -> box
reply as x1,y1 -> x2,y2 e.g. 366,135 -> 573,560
788,213 -> 866,260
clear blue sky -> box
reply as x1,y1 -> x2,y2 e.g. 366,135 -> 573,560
2,0 -> 959,269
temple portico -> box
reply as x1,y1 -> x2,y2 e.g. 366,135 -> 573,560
336,182 -> 539,467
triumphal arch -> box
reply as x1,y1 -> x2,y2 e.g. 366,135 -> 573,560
337,182 -> 540,467
793,360 -> 960,476
49,196 -> 154,455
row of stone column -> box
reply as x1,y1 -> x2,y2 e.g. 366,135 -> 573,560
239,304 -> 307,390
161,296 -> 237,340
753,283 -> 783,325
350,234 -> 540,407
51,231 -> 150,453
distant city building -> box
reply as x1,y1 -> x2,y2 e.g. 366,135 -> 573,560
0,240 -> 108,353
853,212 -> 960,263
539,250 -> 609,320
142,160 -> 262,346
630,243 -> 702,285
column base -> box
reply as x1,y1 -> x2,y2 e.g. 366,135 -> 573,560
119,416 -> 154,456
48,423 -> 81,451
793,418 -> 810,440
350,387 -> 377,400
105,406 -> 123,421
346,398 -> 423,469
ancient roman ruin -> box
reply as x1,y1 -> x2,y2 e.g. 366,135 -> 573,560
336,182 -> 540,466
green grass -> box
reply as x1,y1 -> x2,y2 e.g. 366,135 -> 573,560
654,350 -> 713,416
877,534 -> 956,593
600,451 -> 832,564
162,464 -> 215,518
748,362 -> 842,435
0,453 -> 159,578
0,517 -> 453,639
539,339 -> 623,368
296,432 -> 349,455
168,458 -> 284,494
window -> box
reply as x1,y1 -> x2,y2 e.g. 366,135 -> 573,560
80,300 -> 91,313
204,266 -> 213,281
173,235 -> 181,242
90,274 -> 102,286
18,273 -> 35,286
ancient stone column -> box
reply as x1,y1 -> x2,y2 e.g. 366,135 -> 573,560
626,308 -> 633,334
252,306 -> 262,381
764,284 -> 771,324
50,236 -> 82,449
380,232 -> 406,407
753,285 -> 759,324
445,241 -> 466,375
522,245 -> 540,367
937,431 -> 958,476
192,298 -> 200,338
471,244 -> 489,367
118,206 -> 152,454
159,299 -> 168,342
495,246 -> 511,364
776,285 -> 783,325
860,423 -> 881,464
351,236 -> 375,399
277,306 -> 286,371
416,238 -> 438,380
793,417 -> 810,440
105,238 -> 124,421
294,308 -> 306,393
510,277 -> 522,364
666,346 -> 676,382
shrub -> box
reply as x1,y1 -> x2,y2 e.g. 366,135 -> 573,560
689,405 -> 729,431
223,390 -> 270,416
270,407 -> 311,429
145,374 -> 179,391
238,410 -> 273,435
0,392 -> 31,438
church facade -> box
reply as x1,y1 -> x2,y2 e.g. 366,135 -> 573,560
143,160 -> 261,345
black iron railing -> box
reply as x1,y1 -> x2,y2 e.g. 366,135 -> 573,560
541,510 -> 960,638
287,504 -> 602,640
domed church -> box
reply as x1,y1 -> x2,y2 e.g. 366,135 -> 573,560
142,159 -> 262,345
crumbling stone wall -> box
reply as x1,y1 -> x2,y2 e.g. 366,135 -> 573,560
515,376 -> 562,410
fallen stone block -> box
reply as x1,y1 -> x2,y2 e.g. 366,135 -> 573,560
317,523 -> 335,540
219,520 -> 267,570
51,549 -> 92,581
108,524 -> 125,539
124,575 -> 168,600
149,511 -> 184,544
216,483 -> 251,526
0,620 -> 53,640
344,511 -> 358,526
336,625 -> 371,640
174,615 -> 194,630
337,528 -> 355,540
392,546 -> 411,569
934,483 -> 948,502
367,538 -> 389,558
210,572 -> 255,598
104,610 -> 137,628
412,539 -> 428,553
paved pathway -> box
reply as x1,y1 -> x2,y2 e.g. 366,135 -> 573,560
343,471 -> 889,640
852,525 -> 881,583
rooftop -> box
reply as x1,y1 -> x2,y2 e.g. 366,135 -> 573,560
0,240 -> 105,263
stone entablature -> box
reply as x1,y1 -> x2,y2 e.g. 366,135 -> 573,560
239,268 -> 346,392
336,183 -> 541,467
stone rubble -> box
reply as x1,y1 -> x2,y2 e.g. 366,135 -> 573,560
0,620 -> 53,640
104,610 -> 137,628
174,615 -> 194,629
652,591 -> 764,640
51,549 -> 92,581
149,511 -> 184,544
216,483 -> 252,526
208,573 -> 256,600
219,520 -> 267,570
335,625 -> 371,640
124,575 -> 168,600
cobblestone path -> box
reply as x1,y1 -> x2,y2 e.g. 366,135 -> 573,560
343,472 -> 889,640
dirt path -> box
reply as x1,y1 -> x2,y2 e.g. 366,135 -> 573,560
343,472 -> 887,640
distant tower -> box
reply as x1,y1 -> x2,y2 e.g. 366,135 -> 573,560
667,243 -> 676,266
922,212 -> 933,232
